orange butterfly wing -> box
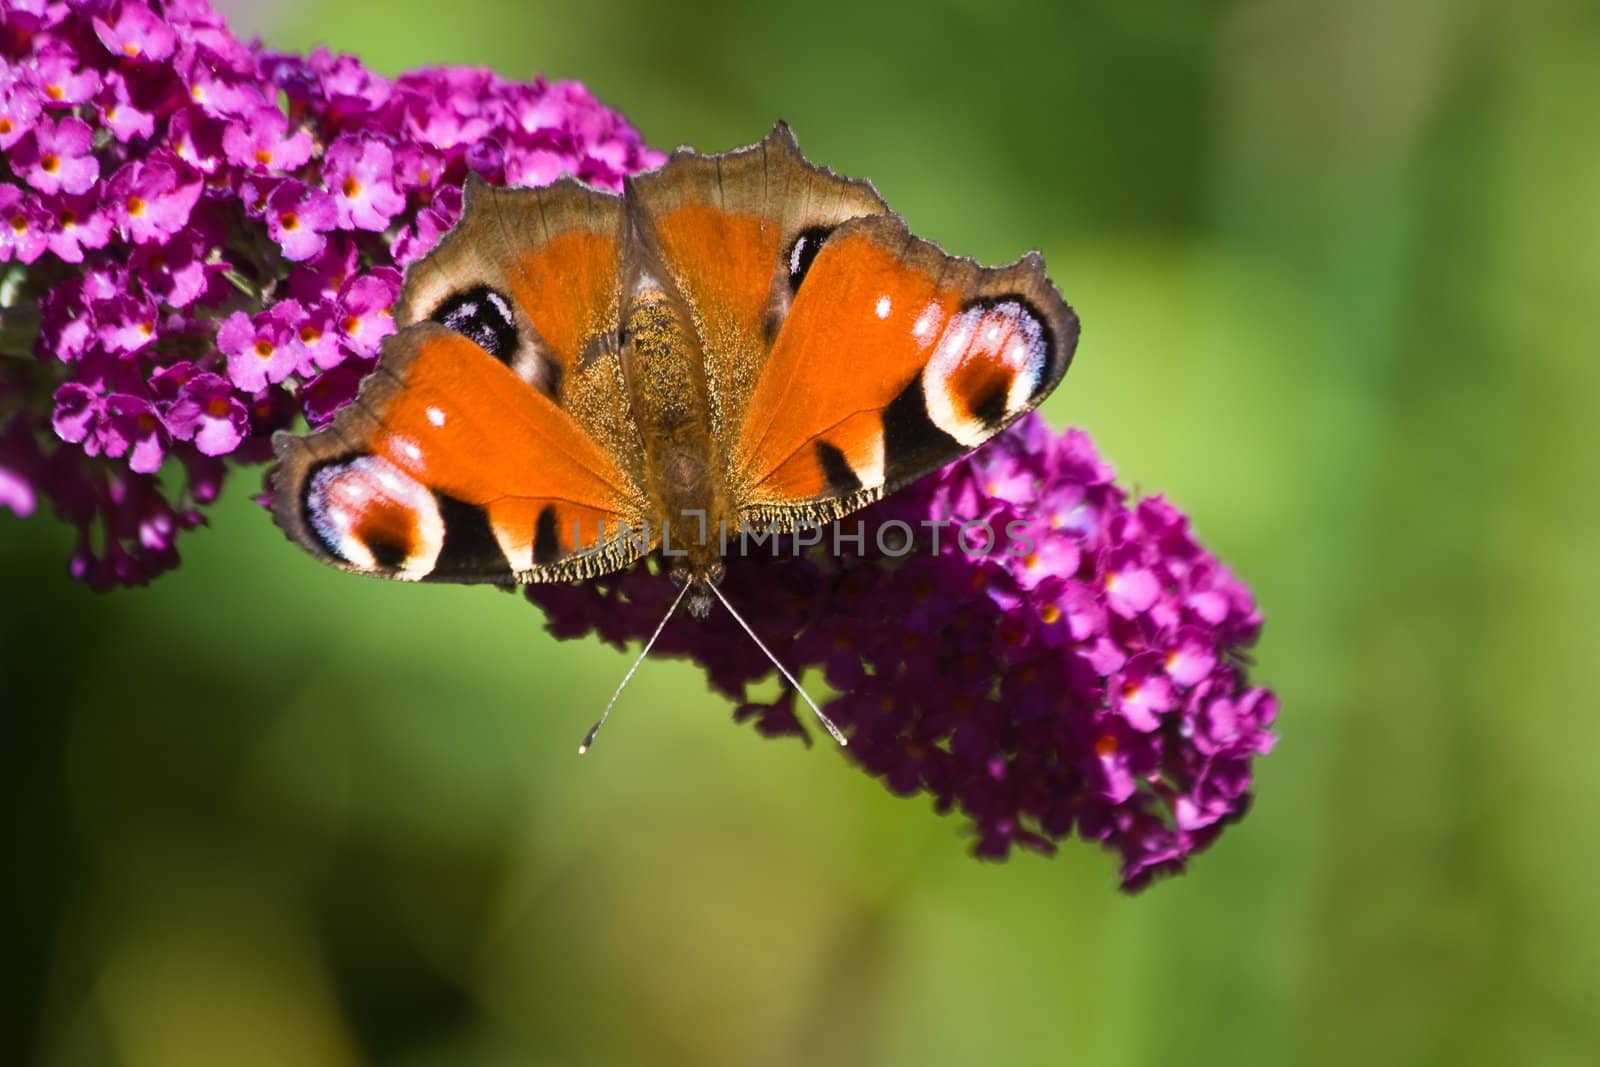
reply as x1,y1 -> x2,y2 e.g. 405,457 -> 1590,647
271,181 -> 652,583
733,213 -> 1079,527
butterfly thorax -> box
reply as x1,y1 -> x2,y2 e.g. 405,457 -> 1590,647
622,280 -> 734,585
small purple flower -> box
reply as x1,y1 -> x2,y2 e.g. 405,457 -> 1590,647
103,393 -> 169,473
43,192 -> 115,263
106,154 -> 203,244
51,382 -> 105,449
219,304 -> 304,392
94,71 -> 157,143
33,43 -> 103,107
264,181 -> 337,261
222,106 -> 313,172
1112,652 -> 1177,732
324,136 -> 405,231
13,115 -> 101,196
94,292 -> 161,356
92,3 -> 179,62
163,370 -> 250,455
335,269 -> 400,355
128,225 -> 218,308
0,187 -> 51,264
0,80 -> 43,150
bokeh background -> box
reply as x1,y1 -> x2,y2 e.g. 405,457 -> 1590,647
7,1 -> 1599,1064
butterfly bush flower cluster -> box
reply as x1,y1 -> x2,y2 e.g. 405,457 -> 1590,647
529,416 -> 1276,889
0,0 -> 661,587
0,1 -> 1276,886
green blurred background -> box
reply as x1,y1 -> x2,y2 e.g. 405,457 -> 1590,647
6,1 -> 1599,1064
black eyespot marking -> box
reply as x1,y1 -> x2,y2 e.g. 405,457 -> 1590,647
365,534 -> 409,570
815,440 -> 862,494
434,492 -> 511,580
786,226 -> 833,292
970,381 -> 1010,427
430,285 -> 518,362
533,505 -> 560,565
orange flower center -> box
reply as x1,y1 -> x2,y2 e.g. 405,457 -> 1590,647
299,325 -> 322,344
205,397 -> 232,418
1094,734 -> 1119,759
279,211 -> 300,231
46,84 -> 65,102
253,148 -> 273,165
341,176 -> 362,198
40,153 -> 60,173
0,118 -> 13,134
253,339 -> 275,360
341,315 -> 361,336
1122,682 -> 1140,701
59,209 -> 77,228
1039,602 -> 1061,624
125,195 -> 146,217
122,41 -> 141,58
136,412 -> 158,433
9,214 -> 27,234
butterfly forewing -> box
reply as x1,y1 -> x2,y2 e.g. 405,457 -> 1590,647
272,179 -> 656,583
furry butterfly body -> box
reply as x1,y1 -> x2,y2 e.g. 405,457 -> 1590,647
270,125 -> 1080,609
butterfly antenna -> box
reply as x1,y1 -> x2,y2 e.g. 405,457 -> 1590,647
706,580 -> 848,748
579,580 -> 691,755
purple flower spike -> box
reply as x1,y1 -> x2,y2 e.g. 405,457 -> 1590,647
526,416 -> 1276,891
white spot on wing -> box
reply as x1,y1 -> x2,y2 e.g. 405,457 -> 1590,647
875,295 -> 892,320
912,302 -> 943,342
425,406 -> 446,427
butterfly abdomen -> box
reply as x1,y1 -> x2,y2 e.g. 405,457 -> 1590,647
622,284 -> 733,576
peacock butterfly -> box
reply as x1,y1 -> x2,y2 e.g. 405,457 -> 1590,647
269,124 -> 1080,745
